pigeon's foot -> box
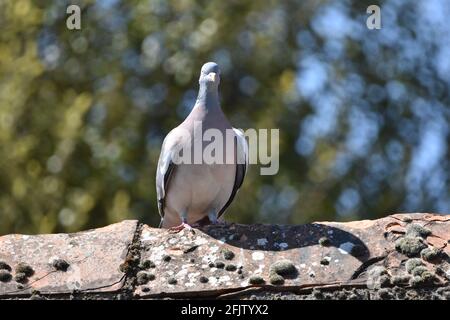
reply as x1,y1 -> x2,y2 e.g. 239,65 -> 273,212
208,218 -> 228,227
168,223 -> 195,234
209,219 -> 223,225
208,212 -> 223,225
191,222 -> 203,228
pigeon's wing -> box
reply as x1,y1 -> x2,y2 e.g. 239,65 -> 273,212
217,128 -> 248,218
156,132 -> 177,225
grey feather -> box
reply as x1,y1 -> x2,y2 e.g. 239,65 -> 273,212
218,128 -> 248,218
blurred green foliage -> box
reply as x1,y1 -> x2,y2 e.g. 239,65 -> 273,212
0,0 -> 449,235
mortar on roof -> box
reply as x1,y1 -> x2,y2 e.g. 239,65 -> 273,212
252,252 -> 264,261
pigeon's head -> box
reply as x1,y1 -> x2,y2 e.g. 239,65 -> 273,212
199,62 -> 220,88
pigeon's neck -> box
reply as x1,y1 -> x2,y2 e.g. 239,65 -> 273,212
195,84 -> 220,110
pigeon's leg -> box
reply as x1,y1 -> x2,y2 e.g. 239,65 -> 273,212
208,211 -> 219,224
168,223 -> 190,233
168,211 -> 195,234
208,210 -> 228,226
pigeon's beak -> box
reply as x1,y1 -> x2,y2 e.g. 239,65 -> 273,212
208,72 -> 217,82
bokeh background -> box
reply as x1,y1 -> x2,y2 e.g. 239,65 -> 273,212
0,0 -> 449,235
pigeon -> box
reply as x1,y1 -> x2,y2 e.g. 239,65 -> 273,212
156,62 -> 248,232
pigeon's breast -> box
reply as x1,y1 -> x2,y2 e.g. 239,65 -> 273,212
165,162 -> 236,223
